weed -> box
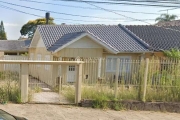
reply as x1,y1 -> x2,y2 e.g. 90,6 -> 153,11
112,102 -> 125,111
0,71 -> 21,103
34,86 -> 42,93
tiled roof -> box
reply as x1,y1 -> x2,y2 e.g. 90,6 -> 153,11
0,40 -> 31,52
48,31 -> 89,51
48,31 -> 119,52
125,25 -> 180,51
38,24 -> 149,53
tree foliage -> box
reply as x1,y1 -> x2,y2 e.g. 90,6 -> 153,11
155,14 -> 178,22
0,21 -> 7,40
164,48 -> 180,59
20,17 -> 55,39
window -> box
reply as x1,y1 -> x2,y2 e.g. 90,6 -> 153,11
45,55 -> 50,70
106,56 -> 131,73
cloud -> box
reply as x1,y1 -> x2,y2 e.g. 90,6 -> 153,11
4,23 -> 20,27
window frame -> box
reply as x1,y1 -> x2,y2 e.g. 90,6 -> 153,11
106,56 -> 131,72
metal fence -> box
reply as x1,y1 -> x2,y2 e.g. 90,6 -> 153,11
58,57 -> 180,102
1,57 -> 180,104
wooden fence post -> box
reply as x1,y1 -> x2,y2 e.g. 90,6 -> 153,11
142,58 -> 149,102
98,58 -> 102,78
21,64 -> 29,103
115,58 -> 120,99
75,63 -> 83,105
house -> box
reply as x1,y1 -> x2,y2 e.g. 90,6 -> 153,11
0,39 -> 31,57
155,20 -> 180,26
0,39 -> 31,72
29,24 -> 151,87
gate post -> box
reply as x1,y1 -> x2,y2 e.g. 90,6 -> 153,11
115,58 -> 120,98
75,63 -> 83,105
21,64 -> 29,103
142,58 -> 149,102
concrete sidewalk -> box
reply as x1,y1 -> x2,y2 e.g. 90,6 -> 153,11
0,104 -> 180,120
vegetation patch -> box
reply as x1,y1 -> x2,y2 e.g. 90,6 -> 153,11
0,71 -> 21,104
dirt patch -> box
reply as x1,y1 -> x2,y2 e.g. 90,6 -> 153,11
31,92 -> 71,104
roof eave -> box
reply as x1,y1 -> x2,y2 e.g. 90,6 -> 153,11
117,50 -> 152,53
51,33 -> 118,54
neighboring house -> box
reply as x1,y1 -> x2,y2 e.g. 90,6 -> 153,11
29,24 -> 151,86
0,40 -> 31,72
155,20 -> 180,26
0,40 -> 31,56
124,25 -> 180,58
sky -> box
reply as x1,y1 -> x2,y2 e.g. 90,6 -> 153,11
0,0 -> 180,39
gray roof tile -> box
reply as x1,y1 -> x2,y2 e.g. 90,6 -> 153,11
0,40 -> 31,52
38,24 -> 149,53
125,25 -> 180,51
48,31 -> 87,51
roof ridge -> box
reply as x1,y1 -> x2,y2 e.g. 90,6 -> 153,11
125,25 -> 153,27
37,24 -> 117,27
85,31 -> 119,52
119,24 -> 152,50
0,40 -> 24,41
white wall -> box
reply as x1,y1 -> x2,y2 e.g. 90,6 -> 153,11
37,37 -> 46,48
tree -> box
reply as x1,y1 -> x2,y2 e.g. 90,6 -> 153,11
20,17 -> 55,39
155,14 -> 178,22
0,21 -> 7,40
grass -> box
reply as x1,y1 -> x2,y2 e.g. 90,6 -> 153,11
0,83 -> 21,104
34,86 -> 42,93
54,58 -> 180,109
61,85 -> 75,103
0,71 -> 21,104
61,84 -> 137,110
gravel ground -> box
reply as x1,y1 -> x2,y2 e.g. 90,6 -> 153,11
1,104 -> 180,120
32,92 -> 70,104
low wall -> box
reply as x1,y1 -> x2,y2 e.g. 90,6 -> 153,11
80,100 -> 180,113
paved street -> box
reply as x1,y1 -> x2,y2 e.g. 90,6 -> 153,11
0,104 -> 180,120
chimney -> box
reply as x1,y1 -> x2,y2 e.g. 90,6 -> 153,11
45,12 -> 50,24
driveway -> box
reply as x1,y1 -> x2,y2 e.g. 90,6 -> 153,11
0,104 -> 180,120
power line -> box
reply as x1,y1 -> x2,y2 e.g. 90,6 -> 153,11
76,0 -> 180,34
20,0 -> 163,15
54,0 -> 180,8
78,0 -> 151,24
0,4 -> 43,18
0,0 -> 129,20
159,7 -> 180,12
0,3 -> 155,24
104,0 -> 180,4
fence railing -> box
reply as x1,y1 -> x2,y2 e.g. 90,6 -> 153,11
0,60 -> 84,104
1,57 -> 180,104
